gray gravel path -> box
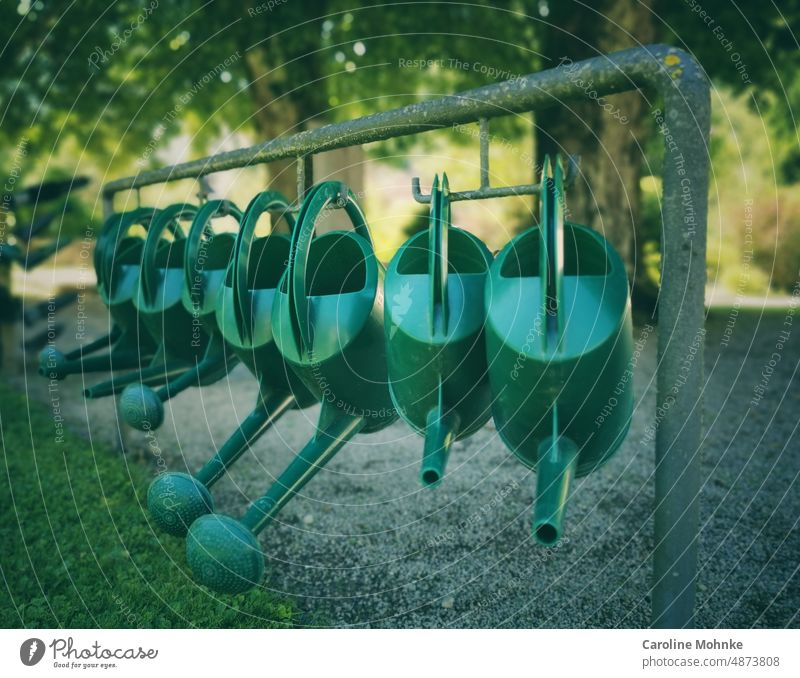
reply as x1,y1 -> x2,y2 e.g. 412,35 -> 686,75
13,294 -> 800,628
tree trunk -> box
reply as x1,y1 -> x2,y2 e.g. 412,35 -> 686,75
241,38 -> 365,210
536,0 -> 654,283
241,47 -> 302,201
241,51 -> 367,226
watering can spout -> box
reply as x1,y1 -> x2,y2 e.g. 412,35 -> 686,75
421,405 -> 460,488
240,404 -> 367,534
186,404 -> 367,594
532,434 -> 579,546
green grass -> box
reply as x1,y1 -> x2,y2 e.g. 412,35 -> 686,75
0,382 -> 296,628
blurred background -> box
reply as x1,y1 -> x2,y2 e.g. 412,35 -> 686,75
2,1 -> 799,630
1,0 -> 798,310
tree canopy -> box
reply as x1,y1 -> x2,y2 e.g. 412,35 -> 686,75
2,1 -> 798,290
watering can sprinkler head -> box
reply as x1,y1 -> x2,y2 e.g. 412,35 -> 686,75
186,514 -> 264,594
38,346 -> 68,379
186,405 -> 366,594
119,383 -> 164,431
146,392 -> 296,537
148,472 -> 214,537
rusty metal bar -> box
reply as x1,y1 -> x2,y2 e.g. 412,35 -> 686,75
296,155 -> 314,202
479,117 -> 490,189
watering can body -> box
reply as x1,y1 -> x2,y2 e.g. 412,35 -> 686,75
216,255 -> 304,395
119,200 -> 248,431
486,155 -> 634,544
146,192 -> 315,536
385,175 -> 493,484
40,208 -> 161,381
133,203 -> 210,361
187,182 -> 396,594
181,200 -> 241,340
485,221 -> 634,475
214,193 -> 316,408
96,208 -> 160,344
272,191 -> 396,433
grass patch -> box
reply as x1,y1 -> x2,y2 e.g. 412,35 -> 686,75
0,381 -> 296,628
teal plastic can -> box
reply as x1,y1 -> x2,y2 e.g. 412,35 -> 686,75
146,191 -> 317,536
187,182 -> 397,594
485,156 -> 634,544
385,174 -> 493,487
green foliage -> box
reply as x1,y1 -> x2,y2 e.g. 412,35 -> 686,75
753,186 -> 800,292
0,382 -> 297,628
8,164 -> 98,240
2,1 -> 253,171
403,205 -> 429,238
703,86 -> 798,295
636,176 -> 663,299
318,2 -> 539,153
638,83 -> 800,297
657,0 -> 800,182
0,0 -> 540,170
2,1 -> 799,293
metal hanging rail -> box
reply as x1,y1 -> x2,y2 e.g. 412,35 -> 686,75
103,43 -> 710,629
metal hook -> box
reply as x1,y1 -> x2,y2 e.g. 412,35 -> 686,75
196,176 -> 213,205
412,155 -> 580,204
413,117 -> 579,204
296,155 -> 314,203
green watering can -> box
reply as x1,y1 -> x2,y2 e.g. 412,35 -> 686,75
119,200 -> 245,431
39,209 -> 160,381
186,181 -> 396,594
485,156 -> 634,545
132,203 -> 211,359
147,191 -> 316,537
78,204 -> 198,402
385,174 -> 493,487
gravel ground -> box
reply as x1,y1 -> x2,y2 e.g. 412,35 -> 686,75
10,292 -> 799,628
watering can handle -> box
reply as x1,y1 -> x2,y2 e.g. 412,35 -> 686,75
428,174 -> 450,334
287,181 -> 372,356
184,199 -> 243,299
231,191 -> 295,343
539,155 -> 565,350
95,211 -> 124,286
99,207 -> 160,294
96,211 -> 131,290
95,210 -> 132,277
140,204 -> 196,305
